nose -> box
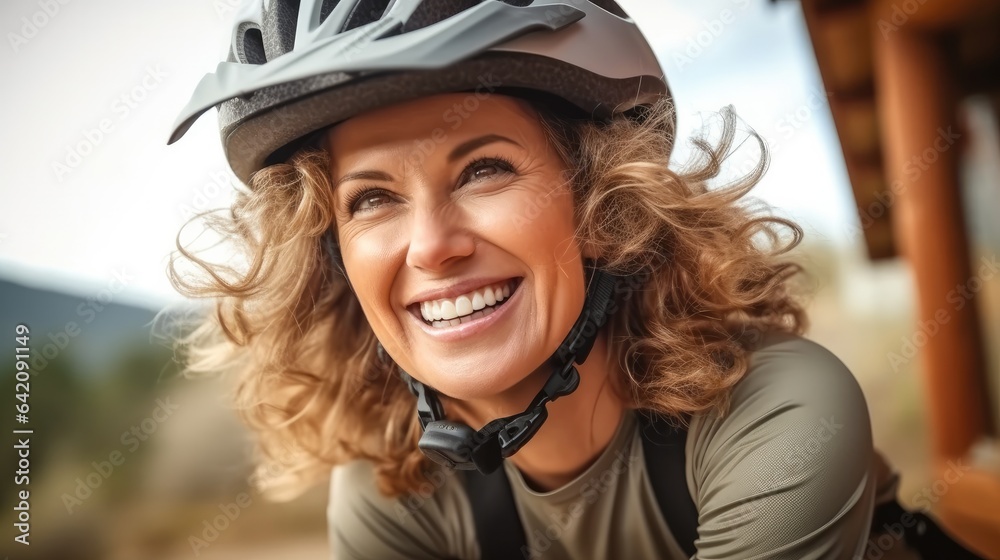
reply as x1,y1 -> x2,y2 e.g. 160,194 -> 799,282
405,201 -> 475,272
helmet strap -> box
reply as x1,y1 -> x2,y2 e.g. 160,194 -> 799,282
400,262 -> 621,474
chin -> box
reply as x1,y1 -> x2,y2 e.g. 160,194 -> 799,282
417,357 -> 548,404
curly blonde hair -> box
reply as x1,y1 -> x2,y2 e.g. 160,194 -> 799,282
169,96 -> 808,500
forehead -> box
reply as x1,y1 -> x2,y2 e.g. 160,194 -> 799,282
326,93 -> 542,160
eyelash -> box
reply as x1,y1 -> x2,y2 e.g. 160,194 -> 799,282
343,155 -> 517,215
461,154 -> 516,185
343,187 -> 391,216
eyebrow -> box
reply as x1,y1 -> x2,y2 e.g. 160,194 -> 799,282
333,134 -> 521,189
334,169 -> 393,190
447,133 -> 520,163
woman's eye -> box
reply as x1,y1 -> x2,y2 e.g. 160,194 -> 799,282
460,158 -> 514,185
351,191 -> 392,213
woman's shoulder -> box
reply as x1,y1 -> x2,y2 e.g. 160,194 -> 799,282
731,329 -> 869,415
327,460 -> 477,560
684,330 -> 877,558
689,329 -> 872,460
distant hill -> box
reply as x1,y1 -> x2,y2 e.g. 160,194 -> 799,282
1,278 -> 156,330
0,278 -> 188,376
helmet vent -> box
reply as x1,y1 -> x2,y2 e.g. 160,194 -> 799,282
319,0 -> 340,23
374,21 -> 403,40
341,0 -> 391,32
262,0 -> 301,60
239,25 -> 268,65
401,0 -> 484,34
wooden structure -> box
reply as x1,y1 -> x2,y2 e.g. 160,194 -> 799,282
778,0 -> 1000,555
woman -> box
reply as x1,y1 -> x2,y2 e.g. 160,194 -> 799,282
168,1 -> 913,558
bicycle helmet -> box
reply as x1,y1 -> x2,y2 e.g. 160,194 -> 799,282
168,0 -> 671,185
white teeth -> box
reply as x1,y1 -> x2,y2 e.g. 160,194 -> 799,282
455,295 -> 473,316
417,280 -> 517,324
440,300 -> 457,321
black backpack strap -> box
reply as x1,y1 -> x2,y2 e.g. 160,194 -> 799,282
463,467 -> 528,560
640,410 -> 988,560
871,497 -> 986,559
639,412 -> 699,558
464,413 -> 700,560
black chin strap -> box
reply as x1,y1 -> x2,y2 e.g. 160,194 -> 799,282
399,264 -> 621,474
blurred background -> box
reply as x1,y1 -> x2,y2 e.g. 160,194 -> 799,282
1,0 -> 998,558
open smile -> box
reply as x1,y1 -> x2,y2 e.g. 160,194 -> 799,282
407,277 -> 524,339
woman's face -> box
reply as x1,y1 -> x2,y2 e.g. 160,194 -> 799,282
328,93 -> 586,401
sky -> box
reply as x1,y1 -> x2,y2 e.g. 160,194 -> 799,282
0,0 -> 859,305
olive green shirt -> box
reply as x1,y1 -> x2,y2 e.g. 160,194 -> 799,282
327,331 -> 906,559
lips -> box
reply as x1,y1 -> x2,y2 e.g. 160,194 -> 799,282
412,278 -> 521,328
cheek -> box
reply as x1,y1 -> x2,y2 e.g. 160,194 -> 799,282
502,182 -> 585,346
340,227 -> 405,337
505,183 -> 579,265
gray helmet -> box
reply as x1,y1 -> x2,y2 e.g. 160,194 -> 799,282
169,0 -> 671,185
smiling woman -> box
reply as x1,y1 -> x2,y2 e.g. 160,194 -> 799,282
166,1 -> 919,559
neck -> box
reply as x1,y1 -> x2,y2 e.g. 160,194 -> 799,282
444,333 -> 627,492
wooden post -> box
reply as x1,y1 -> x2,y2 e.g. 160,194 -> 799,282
870,24 -> 991,460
